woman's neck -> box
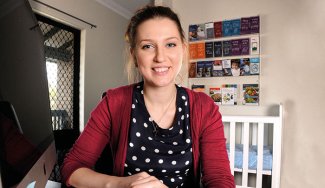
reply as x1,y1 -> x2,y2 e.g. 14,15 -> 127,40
143,83 -> 177,105
142,82 -> 177,129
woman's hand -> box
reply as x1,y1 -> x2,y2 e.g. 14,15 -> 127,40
120,172 -> 168,188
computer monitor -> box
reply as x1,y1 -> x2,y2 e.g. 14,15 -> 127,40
0,0 -> 57,187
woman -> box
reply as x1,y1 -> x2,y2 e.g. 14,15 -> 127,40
61,5 -> 235,188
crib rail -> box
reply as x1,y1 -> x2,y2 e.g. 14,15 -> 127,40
222,105 -> 283,188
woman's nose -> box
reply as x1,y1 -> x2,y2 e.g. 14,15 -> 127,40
154,46 -> 166,63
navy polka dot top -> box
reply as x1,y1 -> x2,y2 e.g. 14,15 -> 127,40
124,82 -> 194,188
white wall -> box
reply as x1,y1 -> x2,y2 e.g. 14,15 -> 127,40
29,0 -> 325,187
29,0 -> 129,130
172,0 -> 325,187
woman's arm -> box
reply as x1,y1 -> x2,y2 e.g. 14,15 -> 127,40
68,168 -> 166,188
199,95 -> 235,188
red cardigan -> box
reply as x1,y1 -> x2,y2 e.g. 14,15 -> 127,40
61,84 -> 235,187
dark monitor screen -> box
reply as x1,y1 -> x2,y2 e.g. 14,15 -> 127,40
0,0 -> 56,187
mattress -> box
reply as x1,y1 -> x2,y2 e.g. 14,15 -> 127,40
226,144 -> 273,170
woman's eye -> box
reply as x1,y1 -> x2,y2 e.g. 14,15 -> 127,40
141,44 -> 153,49
166,43 -> 176,48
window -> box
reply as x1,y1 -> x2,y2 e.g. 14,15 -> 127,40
36,14 -> 80,132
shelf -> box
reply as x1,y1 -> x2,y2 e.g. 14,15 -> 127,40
188,33 -> 259,44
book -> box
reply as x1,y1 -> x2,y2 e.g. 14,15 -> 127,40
221,84 -> 238,105
240,58 -> 250,76
209,87 -> 222,105
243,84 -> 259,105
196,42 -> 206,59
232,19 -> 241,36
197,23 -> 206,40
188,62 -> 197,78
231,39 -> 241,56
250,36 -> 260,55
240,17 -> 251,35
214,21 -> 223,38
231,59 -> 241,76
249,57 -> 260,75
222,59 -> 232,76
222,20 -> 233,37
250,16 -> 260,34
212,60 -> 223,77
222,40 -> 232,56
188,43 -> 198,59
205,22 -> 215,39
240,38 -> 250,55
189,24 -> 198,41
205,42 -> 214,58
196,61 -> 205,77
203,61 -> 213,77
213,41 -> 223,57
192,84 -> 205,93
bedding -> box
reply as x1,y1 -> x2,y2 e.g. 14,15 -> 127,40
226,144 -> 273,171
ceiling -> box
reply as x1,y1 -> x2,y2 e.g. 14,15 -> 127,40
96,0 -> 153,19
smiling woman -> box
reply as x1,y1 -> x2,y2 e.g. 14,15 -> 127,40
61,5 -> 235,188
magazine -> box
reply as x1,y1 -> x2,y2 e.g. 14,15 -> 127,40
205,42 -> 214,58
250,36 -> 260,55
188,62 -> 197,78
221,84 -> 238,105
240,58 -> 250,76
212,60 -> 223,77
192,84 -> 205,93
205,22 -> 215,39
250,57 -> 260,75
209,87 -> 222,105
243,84 -> 259,105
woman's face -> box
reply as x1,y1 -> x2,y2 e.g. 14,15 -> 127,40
133,17 -> 185,88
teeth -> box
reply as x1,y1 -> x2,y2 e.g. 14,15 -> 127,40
153,67 -> 168,72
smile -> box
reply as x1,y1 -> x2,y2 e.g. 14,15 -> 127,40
152,67 -> 170,73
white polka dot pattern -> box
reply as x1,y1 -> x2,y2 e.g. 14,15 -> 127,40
124,83 -> 194,188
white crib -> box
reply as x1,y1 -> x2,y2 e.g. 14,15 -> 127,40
222,105 -> 283,188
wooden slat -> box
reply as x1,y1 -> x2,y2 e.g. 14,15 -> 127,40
230,121 -> 236,175
256,122 -> 264,188
242,122 -> 250,187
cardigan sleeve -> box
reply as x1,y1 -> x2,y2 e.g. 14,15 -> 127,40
60,94 -> 112,185
198,93 -> 235,188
